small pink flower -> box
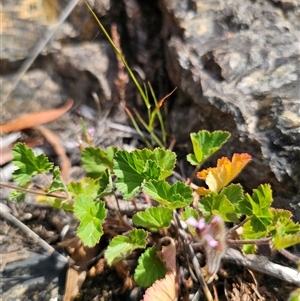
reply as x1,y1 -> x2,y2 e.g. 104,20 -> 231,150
203,234 -> 218,248
87,127 -> 95,137
186,215 -> 227,280
186,217 -> 205,230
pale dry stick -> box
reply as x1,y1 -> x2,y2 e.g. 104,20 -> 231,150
0,182 -> 68,199
1,0 -> 80,106
278,247 -> 300,266
223,247 -> 300,286
0,204 -> 67,264
174,212 -> 214,301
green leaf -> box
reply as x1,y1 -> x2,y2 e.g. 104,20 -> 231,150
242,217 -> 268,240
134,246 -> 167,287
97,169 -> 113,197
143,159 -> 162,179
81,146 -> 116,178
198,184 -> 243,222
47,167 -> 65,193
242,244 -> 257,255
12,143 -> 53,185
221,184 -> 244,208
113,148 -> 175,199
181,207 -> 199,221
68,177 -> 100,199
239,184 -> 273,231
105,229 -> 148,265
9,190 -> 26,202
242,217 -> 265,254
135,148 -> 176,179
132,206 -> 173,231
270,209 -> 300,249
198,191 -> 238,222
182,207 -> 199,236
187,130 -> 230,166
74,195 -> 106,247
143,179 -> 193,209
113,150 -> 146,199
273,232 -> 300,250
36,196 -> 74,211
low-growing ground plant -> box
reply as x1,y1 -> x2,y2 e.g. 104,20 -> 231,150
4,128 -> 300,300
2,2 -> 299,300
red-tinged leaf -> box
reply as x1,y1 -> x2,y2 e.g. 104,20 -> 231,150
197,153 -> 251,193
142,271 -> 177,301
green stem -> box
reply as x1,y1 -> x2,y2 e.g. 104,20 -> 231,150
123,106 -> 153,149
84,1 -> 150,109
133,109 -> 164,148
148,83 -> 167,146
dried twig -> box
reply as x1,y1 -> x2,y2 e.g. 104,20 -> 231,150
223,247 -> 300,286
174,212 -> 214,301
0,204 -> 67,264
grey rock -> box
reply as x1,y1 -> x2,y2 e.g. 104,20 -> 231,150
162,0 -> 300,218
0,69 -> 64,122
54,42 -> 112,100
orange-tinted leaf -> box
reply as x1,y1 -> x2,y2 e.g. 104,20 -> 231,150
0,99 -> 73,134
197,153 -> 251,193
142,271 -> 177,301
196,187 -> 211,196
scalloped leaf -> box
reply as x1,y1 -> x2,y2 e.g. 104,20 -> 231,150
74,195 -> 106,247
132,206 -> 173,231
197,153 -> 251,194
12,142 -> 53,186
134,246 -> 167,287
143,179 -> 193,209
181,207 -> 199,222
68,172 -> 112,199
187,130 -> 230,166
68,177 -> 100,199
242,244 -> 257,255
198,184 -> 243,222
105,229 -> 148,265
113,148 -> 176,199
47,167 -> 65,193
242,216 -> 269,239
81,146 -> 116,178
273,233 -> 300,250
113,150 -> 149,199
269,209 -> 300,249
36,195 -> 74,211
198,192 -> 237,222
97,169 -> 113,197
240,184 -> 273,234
134,148 -> 176,179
